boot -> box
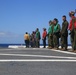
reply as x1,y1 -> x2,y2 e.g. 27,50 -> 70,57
74,50 -> 76,53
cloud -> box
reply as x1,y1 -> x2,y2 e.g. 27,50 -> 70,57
0,31 -> 24,44
0,32 -> 19,38
0,32 -> 6,35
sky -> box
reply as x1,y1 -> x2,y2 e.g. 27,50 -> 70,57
0,0 -> 76,44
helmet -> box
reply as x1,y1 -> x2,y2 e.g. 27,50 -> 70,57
49,20 -> 52,23
69,11 -> 75,15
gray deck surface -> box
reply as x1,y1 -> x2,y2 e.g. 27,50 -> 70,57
0,48 -> 76,75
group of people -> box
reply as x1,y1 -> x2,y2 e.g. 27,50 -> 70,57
24,28 -> 41,48
43,17 -> 68,50
24,10 -> 76,52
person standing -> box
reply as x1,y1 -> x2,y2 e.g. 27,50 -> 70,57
61,15 -> 69,51
24,32 -> 30,48
53,18 -> 61,50
30,31 -> 36,48
42,28 -> 47,48
36,28 -> 41,48
48,20 -> 54,49
68,11 -> 76,52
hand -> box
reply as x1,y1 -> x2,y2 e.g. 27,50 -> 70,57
62,33 -> 65,36
46,34 -> 49,36
69,32 -> 71,35
42,38 -> 44,40
53,32 -> 56,35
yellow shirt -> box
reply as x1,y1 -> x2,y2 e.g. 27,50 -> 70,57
24,34 -> 29,40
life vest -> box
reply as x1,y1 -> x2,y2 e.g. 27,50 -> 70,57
69,16 -> 76,30
48,25 -> 53,34
24,34 -> 29,40
53,24 -> 60,33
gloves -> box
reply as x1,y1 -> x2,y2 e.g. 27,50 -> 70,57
62,33 -> 65,36
69,32 -> 71,35
53,32 -> 56,35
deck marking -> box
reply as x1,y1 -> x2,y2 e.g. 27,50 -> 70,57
0,53 -> 76,59
0,59 -> 76,62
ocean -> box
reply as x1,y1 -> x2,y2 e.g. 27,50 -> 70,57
0,44 -> 71,48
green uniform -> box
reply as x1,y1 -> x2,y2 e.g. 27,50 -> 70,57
48,24 -> 54,47
61,20 -> 69,50
36,31 -> 41,48
53,24 -> 61,49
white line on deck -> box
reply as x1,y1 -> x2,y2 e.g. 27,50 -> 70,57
0,59 -> 76,62
0,53 -> 76,59
51,49 -> 76,55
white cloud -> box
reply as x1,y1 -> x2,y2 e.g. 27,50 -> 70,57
0,32 -> 6,35
0,31 -> 24,44
0,32 -> 19,38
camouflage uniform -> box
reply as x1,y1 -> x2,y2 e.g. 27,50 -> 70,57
36,29 -> 41,48
69,11 -> 76,51
48,21 -> 54,48
61,20 -> 69,50
70,18 -> 76,50
48,33 -> 53,48
30,33 -> 36,48
53,24 -> 61,49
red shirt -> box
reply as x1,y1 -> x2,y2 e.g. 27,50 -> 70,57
42,31 -> 47,39
69,16 -> 76,30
